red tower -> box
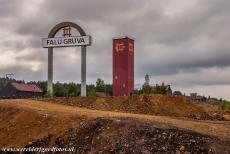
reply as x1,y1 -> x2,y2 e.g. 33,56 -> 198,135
113,37 -> 134,96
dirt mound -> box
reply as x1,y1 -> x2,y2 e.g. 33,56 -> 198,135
0,104 -> 86,148
25,118 -> 230,154
0,99 -> 229,153
39,94 -> 216,120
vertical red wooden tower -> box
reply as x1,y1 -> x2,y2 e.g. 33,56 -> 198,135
113,37 -> 134,96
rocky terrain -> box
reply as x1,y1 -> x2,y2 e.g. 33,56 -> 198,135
0,95 -> 229,153
26,118 -> 230,154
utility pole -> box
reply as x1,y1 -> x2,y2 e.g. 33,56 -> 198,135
5,73 -> 14,78
5,73 -> 14,83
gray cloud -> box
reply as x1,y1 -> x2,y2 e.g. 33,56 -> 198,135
0,0 -> 230,99
0,0 -> 26,18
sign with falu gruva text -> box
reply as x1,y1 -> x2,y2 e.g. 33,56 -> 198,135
42,35 -> 91,48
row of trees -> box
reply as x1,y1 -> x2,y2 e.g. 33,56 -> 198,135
29,78 -> 113,97
135,74 -> 170,95
135,83 -> 169,95
0,76 -> 230,108
0,77 -> 112,97
0,75 -> 168,97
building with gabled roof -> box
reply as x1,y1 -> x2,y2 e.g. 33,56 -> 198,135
0,82 -> 43,98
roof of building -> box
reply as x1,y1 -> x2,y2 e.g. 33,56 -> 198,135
173,91 -> 182,95
10,82 -> 43,93
96,92 -> 106,97
112,36 -> 134,41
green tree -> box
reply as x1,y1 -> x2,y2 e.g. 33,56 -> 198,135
67,82 -> 80,97
53,82 -> 68,97
153,83 -> 167,94
95,78 -> 105,92
105,84 -> 113,96
44,90 -> 53,97
87,84 -> 96,96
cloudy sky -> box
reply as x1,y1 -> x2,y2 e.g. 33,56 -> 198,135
0,0 -> 230,100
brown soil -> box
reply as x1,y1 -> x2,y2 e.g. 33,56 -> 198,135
38,94 -> 220,120
0,97 -> 229,153
0,102 -> 88,148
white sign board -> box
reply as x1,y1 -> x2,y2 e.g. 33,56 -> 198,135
42,36 -> 91,48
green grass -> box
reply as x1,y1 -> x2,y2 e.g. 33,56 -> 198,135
220,101 -> 230,110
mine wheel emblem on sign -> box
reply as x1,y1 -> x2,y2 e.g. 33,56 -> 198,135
63,26 -> 71,37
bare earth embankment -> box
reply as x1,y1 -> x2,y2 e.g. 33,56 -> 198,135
0,94 -> 229,153
39,94 -> 225,120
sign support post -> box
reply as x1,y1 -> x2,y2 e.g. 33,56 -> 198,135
47,47 -> 53,94
81,46 -> 86,96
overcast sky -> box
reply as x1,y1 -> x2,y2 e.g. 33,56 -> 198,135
0,0 -> 230,100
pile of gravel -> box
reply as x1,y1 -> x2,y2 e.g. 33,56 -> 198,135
25,118 -> 230,154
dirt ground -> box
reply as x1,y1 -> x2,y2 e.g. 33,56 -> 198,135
0,95 -> 229,153
38,94 -> 225,120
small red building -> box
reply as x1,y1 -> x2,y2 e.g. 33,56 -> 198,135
0,82 -> 43,98
113,37 -> 134,96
